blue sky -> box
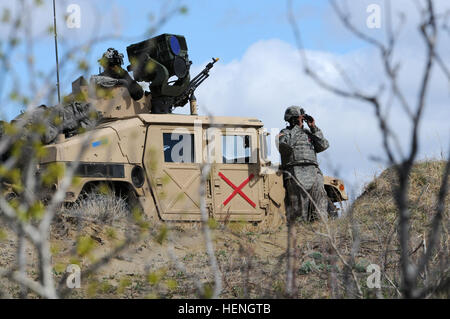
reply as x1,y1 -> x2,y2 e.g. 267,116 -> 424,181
1,0 -> 449,198
61,0 -> 359,65
121,0 -> 358,61
0,0 -> 368,112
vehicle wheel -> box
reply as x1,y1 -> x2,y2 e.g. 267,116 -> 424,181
126,189 -> 144,214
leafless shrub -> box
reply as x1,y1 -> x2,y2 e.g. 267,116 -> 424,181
0,0 -> 187,299
61,192 -> 130,226
288,0 -> 449,298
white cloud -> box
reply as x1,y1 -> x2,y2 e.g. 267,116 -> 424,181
189,38 -> 449,199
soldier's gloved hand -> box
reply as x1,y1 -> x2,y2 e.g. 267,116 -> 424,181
306,115 -> 315,128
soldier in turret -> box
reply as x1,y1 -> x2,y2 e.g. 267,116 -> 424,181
277,106 -> 330,222
96,48 -> 144,101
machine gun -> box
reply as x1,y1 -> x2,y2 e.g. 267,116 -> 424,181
172,57 -> 219,107
148,57 -> 219,114
126,34 -> 218,114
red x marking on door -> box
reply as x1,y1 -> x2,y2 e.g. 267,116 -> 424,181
219,172 -> 256,208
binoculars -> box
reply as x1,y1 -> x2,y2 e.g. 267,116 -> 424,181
300,108 -> 314,123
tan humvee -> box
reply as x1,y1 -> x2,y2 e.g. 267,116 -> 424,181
39,80 -> 347,229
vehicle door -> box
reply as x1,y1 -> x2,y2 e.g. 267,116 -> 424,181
206,127 -> 265,221
144,124 -> 203,221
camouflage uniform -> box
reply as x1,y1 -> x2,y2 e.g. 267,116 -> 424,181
11,102 -> 100,144
1,102 -> 100,172
97,48 -> 144,101
277,106 -> 329,222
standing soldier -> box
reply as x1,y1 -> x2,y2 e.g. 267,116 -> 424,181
277,106 -> 330,222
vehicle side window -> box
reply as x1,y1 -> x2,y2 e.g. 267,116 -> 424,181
163,133 -> 195,163
222,135 -> 251,164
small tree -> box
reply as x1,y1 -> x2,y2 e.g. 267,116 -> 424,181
288,0 -> 449,298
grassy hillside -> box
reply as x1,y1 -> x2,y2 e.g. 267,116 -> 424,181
0,161 -> 447,298
348,160 -> 449,297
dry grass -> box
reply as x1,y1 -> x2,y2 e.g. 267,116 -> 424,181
2,161 -> 447,299
344,160 -> 449,297
59,160 -> 448,298
61,192 -> 131,225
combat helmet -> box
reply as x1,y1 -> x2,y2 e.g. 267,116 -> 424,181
284,105 -> 303,121
98,48 -> 124,68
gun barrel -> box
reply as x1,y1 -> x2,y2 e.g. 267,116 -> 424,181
189,58 -> 218,90
205,57 -> 219,71
191,73 -> 209,87
173,57 -> 219,107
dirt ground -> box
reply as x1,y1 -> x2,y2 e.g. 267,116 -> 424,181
0,214 -> 297,298
1,161 -> 447,299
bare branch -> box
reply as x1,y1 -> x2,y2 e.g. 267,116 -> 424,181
199,162 -> 223,298
330,0 -> 385,51
283,170 -> 363,298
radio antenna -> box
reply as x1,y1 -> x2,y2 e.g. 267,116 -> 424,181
52,0 -> 61,104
